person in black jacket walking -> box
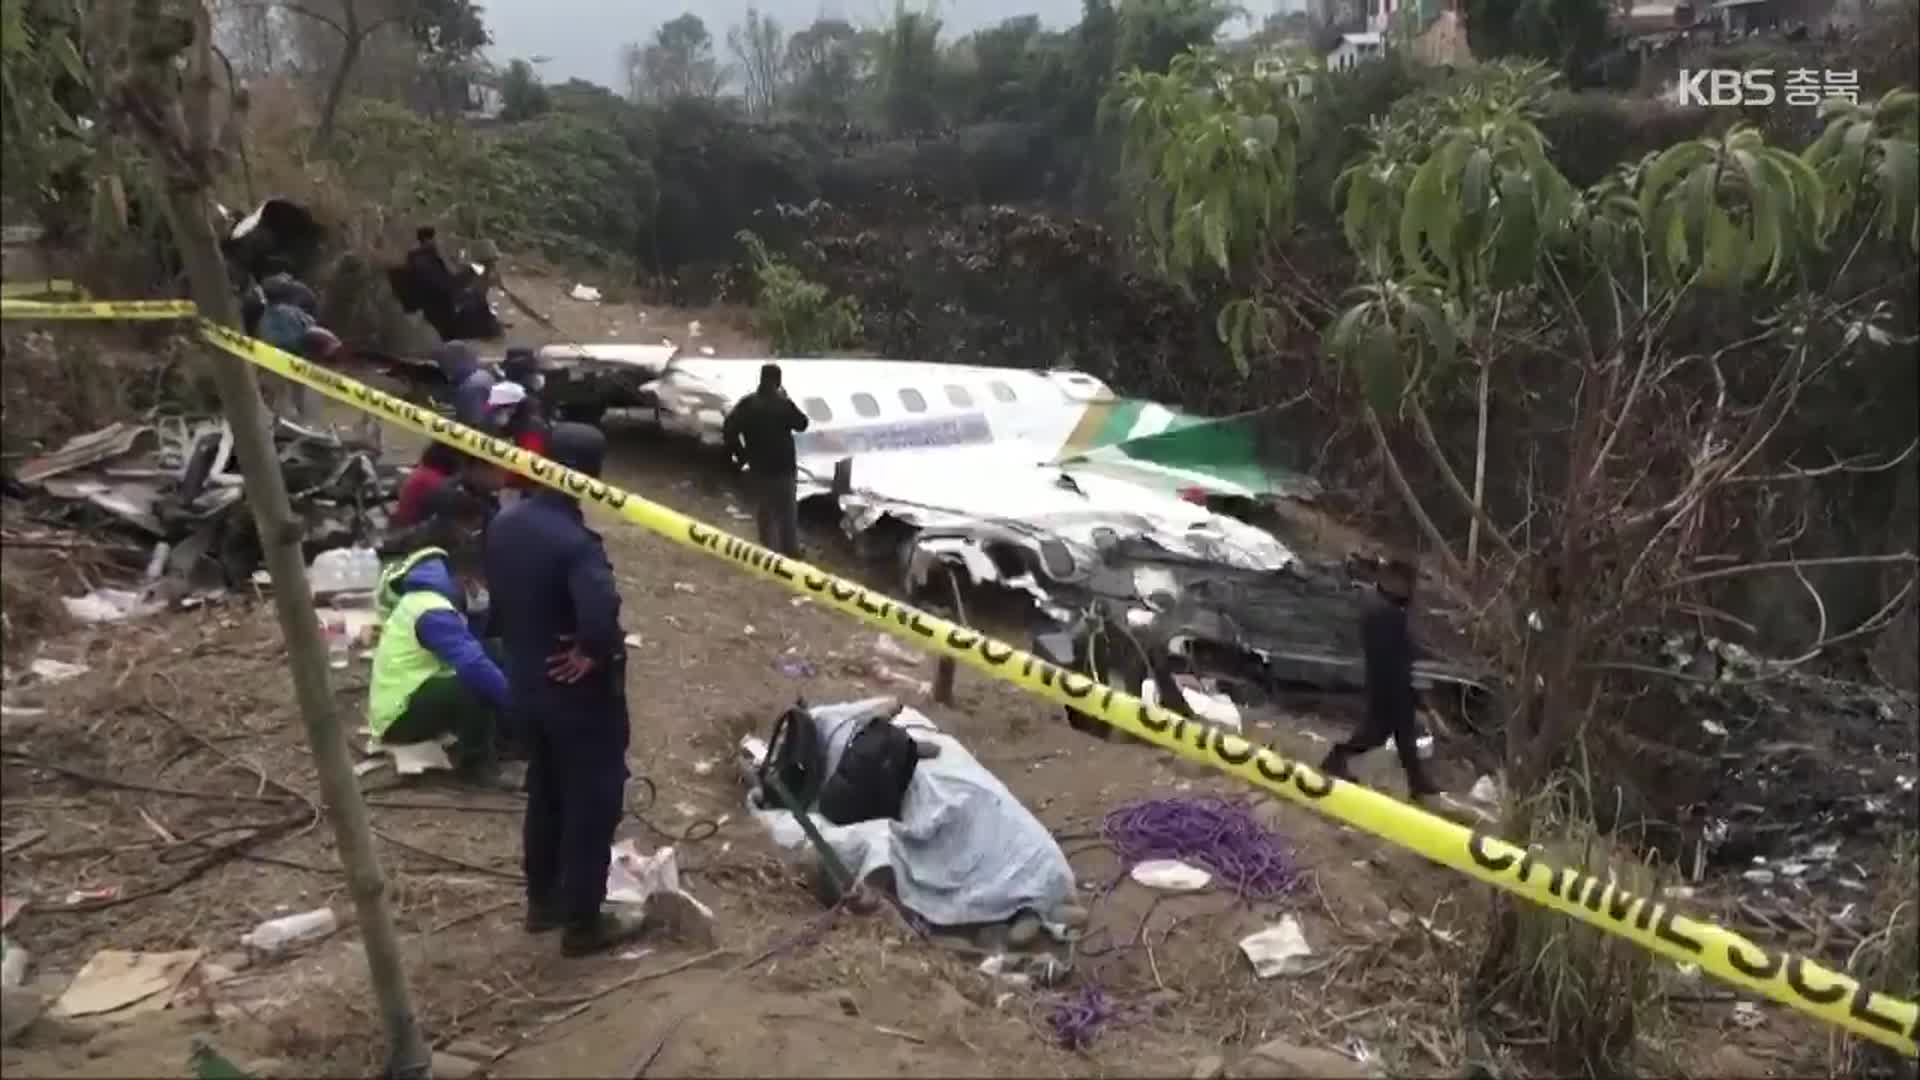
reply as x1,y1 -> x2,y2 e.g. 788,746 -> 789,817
1320,558 -> 1441,799
722,363 -> 811,556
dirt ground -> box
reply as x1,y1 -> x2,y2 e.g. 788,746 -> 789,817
0,276 -> 1874,1079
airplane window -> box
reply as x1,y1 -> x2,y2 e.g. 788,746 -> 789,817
990,381 -> 1017,403
899,388 -> 928,413
946,385 -> 974,407
804,397 -> 833,422
852,392 -> 881,418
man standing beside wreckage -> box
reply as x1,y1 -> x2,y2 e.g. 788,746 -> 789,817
722,363 -> 810,557
485,423 -> 647,956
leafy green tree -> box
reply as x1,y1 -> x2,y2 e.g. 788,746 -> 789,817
625,13 -> 726,104
876,3 -> 944,136
1111,48 -> 1313,355
785,18 -> 865,127
405,0 -> 491,116
959,15 -> 1045,121
736,229 -> 863,353
1116,0 -> 1240,75
498,57 -> 550,121
0,0 -> 94,236
1463,0 -> 1609,83
1805,88 -> 1919,253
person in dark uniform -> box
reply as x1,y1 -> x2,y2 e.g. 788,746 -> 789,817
406,226 -> 460,339
484,422 -> 645,956
721,363 -> 810,556
1319,557 -> 1441,799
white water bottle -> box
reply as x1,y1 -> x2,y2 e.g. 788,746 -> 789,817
324,617 -> 350,669
241,907 -> 337,953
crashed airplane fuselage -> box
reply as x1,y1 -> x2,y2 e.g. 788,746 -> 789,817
642,356 -> 1297,603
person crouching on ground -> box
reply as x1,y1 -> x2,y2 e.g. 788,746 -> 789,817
486,422 -> 646,956
722,362 -> 810,557
369,494 -> 512,786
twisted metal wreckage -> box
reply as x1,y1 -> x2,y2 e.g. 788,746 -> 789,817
7,413 -> 401,612
487,343 -> 1495,720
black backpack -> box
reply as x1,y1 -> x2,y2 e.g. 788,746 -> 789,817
756,702 -> 826,813
816,710 -> 923,826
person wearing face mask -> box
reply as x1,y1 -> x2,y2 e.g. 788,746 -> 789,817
369,491 -> 511,786
499,347 -> 551,497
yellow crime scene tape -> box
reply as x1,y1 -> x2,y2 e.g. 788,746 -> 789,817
3,295 -> 1915,1057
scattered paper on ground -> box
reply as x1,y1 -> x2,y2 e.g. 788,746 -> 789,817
53,949 -> 203,1018
1128,859 -> 1212,892
1239,916 -> 1313,978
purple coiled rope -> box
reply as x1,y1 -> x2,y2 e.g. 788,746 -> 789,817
1046,985 -> 1144,1050
1101,796 -> 1303,901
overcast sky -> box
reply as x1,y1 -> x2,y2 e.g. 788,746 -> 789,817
481,0 -> 1281,90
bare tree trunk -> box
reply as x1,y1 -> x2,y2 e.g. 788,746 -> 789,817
313,30 -> 361,149
1468,357 -> 1490,568
124,3 -> 431,1076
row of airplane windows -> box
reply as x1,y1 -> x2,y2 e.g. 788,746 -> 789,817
800,379 -> 1022,423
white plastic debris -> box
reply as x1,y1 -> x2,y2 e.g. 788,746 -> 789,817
1141,679 -> 1242,732
606,841 -> 714,921
62,588 -> 161,624
1,937 -> 28,989
687,319 -> 703,338
569,283 -> 603,303
1701,719 -> 1729,736
1469,775 -> 1502,805
1416,734 -> 1434,759
1128,859 -> 1212,892
1239,916 -> 1313,978
241,907 -> 336,953
1731,1001 -> 1763,1029
309,546 -> 379,595
363,727 -> 455,775
28,658 -> 88,683
873,634 -> 923,666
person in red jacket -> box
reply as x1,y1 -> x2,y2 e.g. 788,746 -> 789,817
392,442 -> 471,529
500,347 -> 551,491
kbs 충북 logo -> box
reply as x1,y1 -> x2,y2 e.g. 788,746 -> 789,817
1670,67 -> 1859,108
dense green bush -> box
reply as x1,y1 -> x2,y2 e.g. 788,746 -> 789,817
1533,91 -> 1715,185
735,229 -> 863,355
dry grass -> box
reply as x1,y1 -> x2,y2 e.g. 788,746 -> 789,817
1474,768 -> 1673,1079
1830,830 -> 1919,1079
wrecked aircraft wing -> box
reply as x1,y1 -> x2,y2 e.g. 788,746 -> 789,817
642,356 -> 1302,593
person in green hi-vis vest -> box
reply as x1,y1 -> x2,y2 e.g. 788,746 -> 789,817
369,492 -> 510,785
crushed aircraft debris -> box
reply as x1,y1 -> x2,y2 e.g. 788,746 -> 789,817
6,415 -> 403,592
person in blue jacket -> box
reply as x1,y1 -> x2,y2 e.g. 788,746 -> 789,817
485,421 -> 646,956
432,340 -> 497,430
369,495 -> 510,784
